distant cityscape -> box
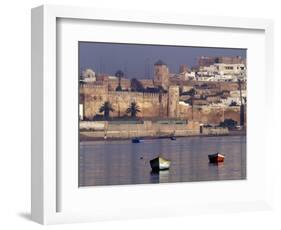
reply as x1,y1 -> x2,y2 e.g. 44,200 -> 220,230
79,54 -> 246,136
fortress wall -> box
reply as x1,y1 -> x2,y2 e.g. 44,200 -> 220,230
107,91 -> 168,118
178,105 -> 241,125
168,86 -> 180,118
81,85 -> 170,119
80,85 -> 109,119
224,107 -> 241,123
80,84 -> 241,125
80,86 -> 243,124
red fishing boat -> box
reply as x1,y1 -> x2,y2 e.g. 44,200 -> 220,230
208,152 -> 225,163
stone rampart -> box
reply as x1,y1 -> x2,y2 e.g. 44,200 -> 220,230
80,120 -> 200,139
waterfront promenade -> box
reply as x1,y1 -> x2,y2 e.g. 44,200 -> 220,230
79,120 -> 234,141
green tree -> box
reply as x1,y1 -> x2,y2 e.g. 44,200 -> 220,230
99,101 -> 114,120
126,102 -> 141,118
187,88 -> 196,120
219,119 -> 237,129
229,100 -> 238,106
115,70 -> 124,78
115,70 -> 124,91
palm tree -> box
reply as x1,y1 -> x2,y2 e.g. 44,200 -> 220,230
126,102 -> 141,118
187,88 -> 196,120
115,70 -> 124,78
99,101 -> 114,120
115,70 -> 124,91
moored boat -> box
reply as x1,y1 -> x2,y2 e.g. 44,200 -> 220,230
208,152 -> 225,163
132,137 -> 141,143
150,156 -> 171,171
170,136 -> 176,140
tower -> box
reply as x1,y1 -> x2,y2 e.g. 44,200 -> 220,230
168,86 -> 179,118
154,59 -> 170,90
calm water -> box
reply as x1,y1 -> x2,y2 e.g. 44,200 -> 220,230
79,135 -> 246,187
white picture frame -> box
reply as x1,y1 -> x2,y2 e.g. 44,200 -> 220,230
31,5 -> 274,225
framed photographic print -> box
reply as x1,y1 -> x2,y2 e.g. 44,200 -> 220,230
31,5 -> 274,224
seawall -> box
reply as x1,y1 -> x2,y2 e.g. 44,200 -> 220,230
79,121 -> 229,141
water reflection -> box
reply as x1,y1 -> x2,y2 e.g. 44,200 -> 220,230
150,170 -> 170,183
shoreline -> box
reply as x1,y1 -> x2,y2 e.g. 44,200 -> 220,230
80,130 -> 246,142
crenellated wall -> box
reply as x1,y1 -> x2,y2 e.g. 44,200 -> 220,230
80,84 -> 170,119
80,84 -> 243,125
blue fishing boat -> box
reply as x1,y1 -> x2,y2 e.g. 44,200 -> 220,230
132,137 -> 141,143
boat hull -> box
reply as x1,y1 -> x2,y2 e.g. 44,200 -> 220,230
208,153 -> 225,163
150,156 -> 171,171
132,138 -> 141,143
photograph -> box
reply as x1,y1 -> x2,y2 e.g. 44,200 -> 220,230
78,42 -> 247,187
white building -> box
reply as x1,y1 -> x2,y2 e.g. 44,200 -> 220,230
173,71 -> 196,81
81,68 -> 96,82
213,63 -> 246,75
198,63 -> 246,82
221,90 -> 246,106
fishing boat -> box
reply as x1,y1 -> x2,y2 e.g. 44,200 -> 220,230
150,156 -> 171,171
132,137 -> 141,143
170,136 -> 176,140
208,152 -> 225,163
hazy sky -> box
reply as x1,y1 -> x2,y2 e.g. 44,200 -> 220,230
79,42 -> 246,79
